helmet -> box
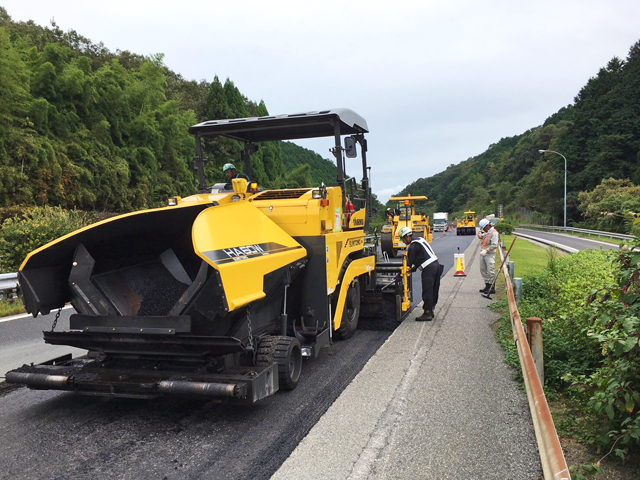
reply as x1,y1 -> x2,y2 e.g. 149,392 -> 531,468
479,219 -> 490,229
222,163 -> 236,173
398,226 -> 413,238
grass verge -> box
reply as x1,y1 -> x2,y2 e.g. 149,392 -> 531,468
500,233 -> 555,275
0,299 -> 25,317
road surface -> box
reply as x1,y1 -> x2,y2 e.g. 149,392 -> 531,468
515,227 -> 620,252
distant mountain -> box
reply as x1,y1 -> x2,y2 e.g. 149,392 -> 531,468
395,40 -> 640,226
280,141 -> 337,186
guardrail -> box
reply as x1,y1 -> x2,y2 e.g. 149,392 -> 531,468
499,246 -> 570,479
0,272 -> 19,301
519,224 -> 635,241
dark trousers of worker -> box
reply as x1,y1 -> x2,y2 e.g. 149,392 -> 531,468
421,261 -> 444,311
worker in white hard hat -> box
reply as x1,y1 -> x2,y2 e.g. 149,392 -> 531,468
478,218 -> 499,294
399,226 -> 444,321
222,163 -> 250,189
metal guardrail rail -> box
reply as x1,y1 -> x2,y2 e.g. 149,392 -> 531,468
0,272 -> 19,292
519,224 -> 635,241
499,246 -> 570,480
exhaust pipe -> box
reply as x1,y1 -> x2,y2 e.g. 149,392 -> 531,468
6,372 -> 70,388
157,380 -> 246,398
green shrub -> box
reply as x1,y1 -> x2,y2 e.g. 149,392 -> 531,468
554,251 -> 614,316
0,206 -> 96,272
521,271 -> 552,304
565,238 -> 640,457
0,206 -> 25,224
494,220 -> 514,235
543,311 -> 602,390
515,249 -> 615,391
507,235 -> 640,458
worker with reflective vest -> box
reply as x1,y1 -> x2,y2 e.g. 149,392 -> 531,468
399,226 -> 443,321
478,218 -> 499,294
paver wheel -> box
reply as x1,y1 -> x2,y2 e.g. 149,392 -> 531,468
381,231 -> 396,258
335,274 -> 361,340
257,335 -> 302,391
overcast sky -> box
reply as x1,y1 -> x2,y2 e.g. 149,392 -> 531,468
3,1 -> 639,202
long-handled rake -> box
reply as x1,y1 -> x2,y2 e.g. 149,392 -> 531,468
482,236 -> 517,299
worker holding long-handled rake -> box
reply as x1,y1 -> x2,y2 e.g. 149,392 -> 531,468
481,236 -> 517,300
478,218 -> 500,295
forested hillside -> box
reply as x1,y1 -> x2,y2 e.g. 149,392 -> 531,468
0,8 -> 337,212
2,6 -> 638,233
396,41 -> 640,232
280,141 -> 336,186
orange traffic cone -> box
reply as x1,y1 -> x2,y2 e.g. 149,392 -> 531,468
454,253 -> 466,276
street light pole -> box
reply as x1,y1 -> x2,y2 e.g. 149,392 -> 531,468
538,149 -> 567,228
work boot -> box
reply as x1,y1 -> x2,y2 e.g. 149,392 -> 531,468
489,284 -> 496,294
479,283 -> 491,294
415,309 -> 433,321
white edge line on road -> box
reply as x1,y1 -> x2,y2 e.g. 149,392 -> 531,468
0,305 -> 73,324
515,232 -> 579,253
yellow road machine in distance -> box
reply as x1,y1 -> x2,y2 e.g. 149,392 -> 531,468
381,195 -> 432,258
456,210 -> 477,235
8,109 -> 413,403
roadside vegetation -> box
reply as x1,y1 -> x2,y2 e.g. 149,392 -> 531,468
0,206 -> 97,272
0,205 -> 89,315
491,235 -> 640,478
0,8 -> 344,214
517,178 -> 640,240
0,298 -> 24,317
